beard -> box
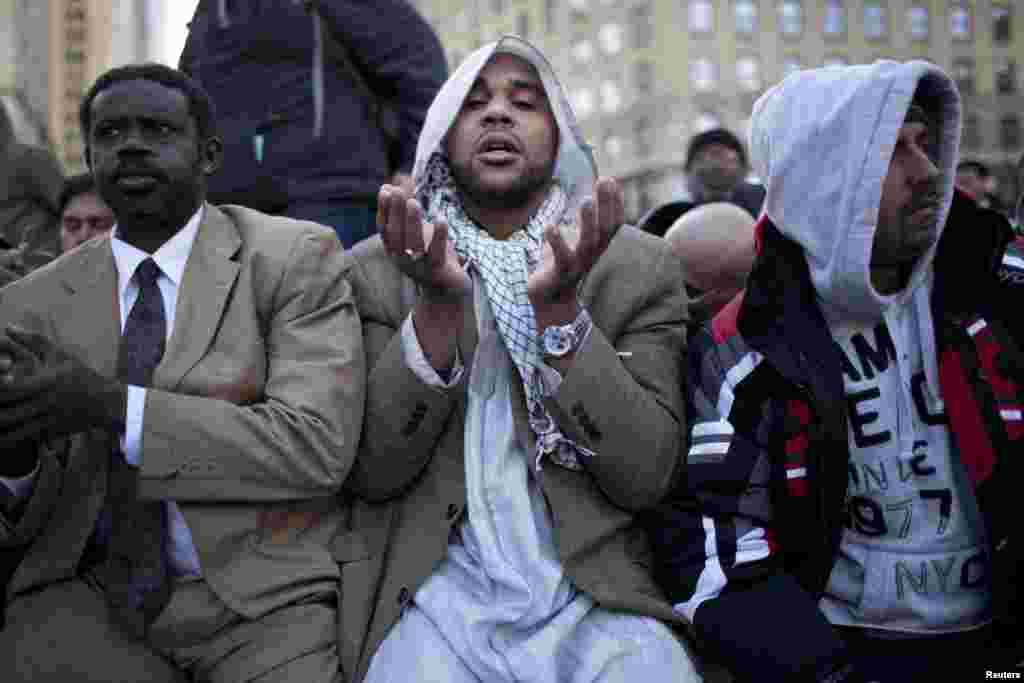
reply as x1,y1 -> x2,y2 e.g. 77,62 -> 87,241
448,154 -> 556,211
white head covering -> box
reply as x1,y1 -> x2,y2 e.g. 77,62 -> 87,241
749,59 -> 961,451
412,36 -> 600,471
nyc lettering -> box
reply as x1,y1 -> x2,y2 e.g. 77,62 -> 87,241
893,551 -> 988,599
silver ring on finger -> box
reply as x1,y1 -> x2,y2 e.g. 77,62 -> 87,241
404,248 -> 426,262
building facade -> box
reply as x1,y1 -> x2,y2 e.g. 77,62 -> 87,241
415,0 -> 1023,219
0,0 -> 157,172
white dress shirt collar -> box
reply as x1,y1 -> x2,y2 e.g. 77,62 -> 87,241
110,205 -> 204,294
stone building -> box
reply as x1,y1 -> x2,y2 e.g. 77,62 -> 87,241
416,0 -> 1023,219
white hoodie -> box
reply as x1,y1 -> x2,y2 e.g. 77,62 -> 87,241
750,62 -> 991,635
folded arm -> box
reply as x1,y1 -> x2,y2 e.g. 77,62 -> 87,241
647,326 -> 852,681
138,231 -> 365,502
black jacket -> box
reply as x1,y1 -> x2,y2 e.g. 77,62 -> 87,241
646,193 -> 1023,681
180,0 -> 447,210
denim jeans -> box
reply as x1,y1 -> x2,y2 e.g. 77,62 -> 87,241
283,200 -> 378,249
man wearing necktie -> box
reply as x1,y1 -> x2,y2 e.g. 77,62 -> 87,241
0,63 -> 364,682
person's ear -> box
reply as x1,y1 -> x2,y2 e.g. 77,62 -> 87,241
200,136 -> 224,176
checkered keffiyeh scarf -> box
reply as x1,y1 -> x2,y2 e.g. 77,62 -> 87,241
420,153 -> 593,471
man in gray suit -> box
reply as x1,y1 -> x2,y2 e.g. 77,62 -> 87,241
0,63 -> 363,682
344,36 -> 700,682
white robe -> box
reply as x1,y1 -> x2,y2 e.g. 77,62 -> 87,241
364,280 -> 700,683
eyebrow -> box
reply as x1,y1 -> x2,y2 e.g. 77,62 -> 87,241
469,76 -> 545,96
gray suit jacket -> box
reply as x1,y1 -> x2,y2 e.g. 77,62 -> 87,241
0,204 -> 365,624
339,225 -> 690,681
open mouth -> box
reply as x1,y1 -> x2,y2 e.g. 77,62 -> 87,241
477,135 -> 521,164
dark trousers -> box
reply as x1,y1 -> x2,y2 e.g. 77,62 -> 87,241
837,624 -> 1018,682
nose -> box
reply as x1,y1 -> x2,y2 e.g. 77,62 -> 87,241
909,145 -> 939,186
114,125 -> 151,156
482,99 -> 513,127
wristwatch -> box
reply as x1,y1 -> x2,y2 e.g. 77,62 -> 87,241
541,309 -> 592,358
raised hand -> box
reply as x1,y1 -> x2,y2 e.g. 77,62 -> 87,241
0,326 -> 126,447
378,183 -> 471,302
527,176 -> 625,305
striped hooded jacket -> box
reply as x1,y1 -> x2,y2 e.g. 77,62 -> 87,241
646,56 -> 1023,681
646,192 -> 1024,680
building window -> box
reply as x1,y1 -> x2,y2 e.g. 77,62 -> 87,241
546,0 -> 557,31
962,113 -> 981,149
735,0 -> 758,35
600,80 -> 622,113
599,23 -> 624,54
993,5 -> 1012,44
516,12 -> 531,38
997,61 -> 1018,95
572,40 -> 594,64
572,89 -> 594,119
953,58 -> 975,95
864,2 -> 887,40
690,58 -> 717,92
908,6 -> 929,41
635,60 -> 653,95
778,1 -> 803,37
689,0 -> 714,33
823,1 -> 846,38
1001,116 -> 1021,149
632,3 -> 652,48
782,57 -> 803,78
950,4 -> 972,41
604,135 -> 623,160
737,57 -> 761,92
634,116 -> 651,158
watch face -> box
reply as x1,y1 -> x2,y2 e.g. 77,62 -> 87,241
543,327 -> 572,356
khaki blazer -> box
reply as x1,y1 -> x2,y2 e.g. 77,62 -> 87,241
340,225 -> 690,681
0,204 -> 365,624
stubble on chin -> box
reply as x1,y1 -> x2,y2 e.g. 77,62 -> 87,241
448,156 -> 554,211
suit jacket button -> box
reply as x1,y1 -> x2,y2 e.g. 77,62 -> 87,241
397,586 -> 410,605
446,504 -> 459,521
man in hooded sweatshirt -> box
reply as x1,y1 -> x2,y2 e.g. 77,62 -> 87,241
343,36 -> 700,683
647,62 -> 1024,682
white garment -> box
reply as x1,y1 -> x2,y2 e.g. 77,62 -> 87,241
0,208 -> 204,578
364,278 -> 698,683
820,315 -> 991,634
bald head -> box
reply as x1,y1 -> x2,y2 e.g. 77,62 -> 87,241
665,202 -> 756,318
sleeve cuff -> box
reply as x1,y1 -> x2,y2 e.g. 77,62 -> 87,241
122,385 -> 146,466
400,314 -> 465,388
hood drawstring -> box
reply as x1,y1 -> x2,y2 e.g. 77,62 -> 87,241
311,10 -> 325,139
217,0 -> 230,28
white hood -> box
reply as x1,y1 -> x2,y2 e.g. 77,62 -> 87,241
412,35 -> 598,218
749,60 -> 960,320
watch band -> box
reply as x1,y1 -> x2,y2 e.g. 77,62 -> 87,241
541,308 -> 593,357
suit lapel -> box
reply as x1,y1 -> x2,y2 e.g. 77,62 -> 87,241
59,238 -> 121,378
156,204 -> 241,390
